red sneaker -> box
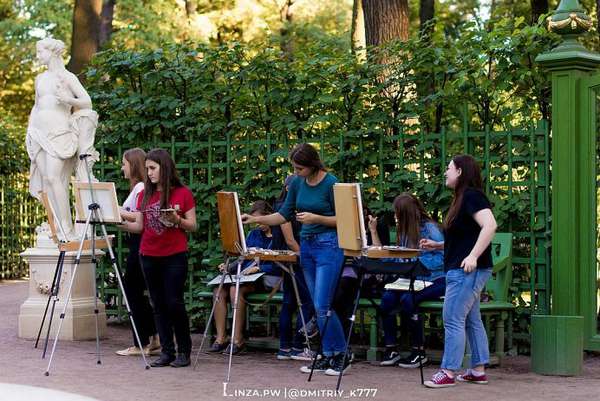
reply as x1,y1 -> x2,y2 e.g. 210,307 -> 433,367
457,370 -> 489,384
424,370 -> 456,388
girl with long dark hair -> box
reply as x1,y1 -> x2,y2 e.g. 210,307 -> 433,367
116,148 -> 160,357
422,155 -> 497,388
241,143 -> 349,376
128,148 -> 197,368
374,193 -> 445,368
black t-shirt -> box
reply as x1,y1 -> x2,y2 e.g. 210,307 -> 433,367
444,188 -> 493,271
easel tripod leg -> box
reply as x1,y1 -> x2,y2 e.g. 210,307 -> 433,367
42,254 -> 65,359
35,250 -> 64,350
90,226 -> 102,365
278,262 -> 311,351
193,258 -> 229,370
336,273 -> 364,390
44,213 -> 93,376
226,258 -> 251,383
97,214 -> 151,369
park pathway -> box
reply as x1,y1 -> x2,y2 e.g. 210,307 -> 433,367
0,280 -> 598,401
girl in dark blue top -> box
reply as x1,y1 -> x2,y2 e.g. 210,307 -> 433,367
210,200 -> 282,355
242,143 -> 348,376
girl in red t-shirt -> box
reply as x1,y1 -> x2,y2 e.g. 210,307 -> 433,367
115,148 -> 160,357
126,148 -> 197,368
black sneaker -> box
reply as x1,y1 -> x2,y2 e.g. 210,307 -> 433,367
325,353 -> 351,376
380,349 -> 402,366
150,353 -> 175,367
222,343 -> 245,355
170,353 -> 191,368
300,356 -> 330,374
397,349 -> 428,368
208,341 -> 228,353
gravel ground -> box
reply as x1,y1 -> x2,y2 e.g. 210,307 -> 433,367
1,280 -> 599,401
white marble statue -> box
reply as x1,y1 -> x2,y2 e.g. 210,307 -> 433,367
26,38 -> 99,241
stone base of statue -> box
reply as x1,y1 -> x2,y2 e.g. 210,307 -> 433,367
18,228 -> 107,341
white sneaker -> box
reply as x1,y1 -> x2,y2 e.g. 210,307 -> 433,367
115,346 -> 144,356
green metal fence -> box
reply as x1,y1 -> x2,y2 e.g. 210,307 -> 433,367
0,174 -> 45,279
0,122 -> 551,350
95,118 -> 551,338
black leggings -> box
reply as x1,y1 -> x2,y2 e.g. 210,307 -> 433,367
123,234 -> 156,347
141,252 -> 191,356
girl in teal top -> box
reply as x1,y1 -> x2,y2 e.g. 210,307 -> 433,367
242,143 -> 349,376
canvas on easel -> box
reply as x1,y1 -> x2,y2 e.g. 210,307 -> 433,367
73,182 -> 122,224
216,191 -> 247,255
333,183 -> 367,252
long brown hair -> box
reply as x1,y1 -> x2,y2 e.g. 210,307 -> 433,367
393,193 -> 433,248
123,148 -> 146,191
141,148 -> 183,210
289,143 -> 325,175
443,154 -> 484,229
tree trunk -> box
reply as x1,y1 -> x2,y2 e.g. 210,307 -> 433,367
279,0 -> 295,57
67,0 -> 103,77
184,0 -> 197,18
362,0 -> 409,47
597,0 -> 600,34
351,0 -> 366,59
419,0 -> 434,35
98,0 -> 115,48
530,0 -> 549,24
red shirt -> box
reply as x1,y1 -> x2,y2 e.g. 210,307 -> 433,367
137,186 -> 195,257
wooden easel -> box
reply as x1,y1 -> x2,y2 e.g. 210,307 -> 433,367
34,191 -> 113,356
193,191 -> 311,383
308,183 -> 425,389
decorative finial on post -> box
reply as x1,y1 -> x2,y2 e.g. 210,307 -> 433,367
547,0 -> 592,35
536,0 -> 600,69
545,0 -> 593,55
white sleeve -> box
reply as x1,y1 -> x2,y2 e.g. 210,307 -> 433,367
122,182 -> 144,211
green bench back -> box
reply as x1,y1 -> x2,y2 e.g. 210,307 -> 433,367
486,232 -> 513,303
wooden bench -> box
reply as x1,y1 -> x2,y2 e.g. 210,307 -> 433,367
419,232 -> 514,365
195,233 -> 514,363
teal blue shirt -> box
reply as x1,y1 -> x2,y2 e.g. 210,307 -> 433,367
277,173 -> 338,238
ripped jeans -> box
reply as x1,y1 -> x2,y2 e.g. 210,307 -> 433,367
300,231 -> 345,357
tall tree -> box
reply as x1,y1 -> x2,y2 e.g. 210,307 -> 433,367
362,0 -> 409,47
184,0 -> 197,19
278,0 -> 295,56
530,0 -> 549,24
99,0 -> 116,48
351,0 -> 366,59
67,0 -> 103,76
419,0 -> 435,36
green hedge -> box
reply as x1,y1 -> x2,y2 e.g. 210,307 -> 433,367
87,21 -> 554,350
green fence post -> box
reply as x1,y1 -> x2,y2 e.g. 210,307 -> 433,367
534,0 -> 600,372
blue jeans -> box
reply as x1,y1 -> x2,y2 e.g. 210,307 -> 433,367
441,268 -> 492,371
381,277 -> 446,348
279,264 -> 314,350
300,231 -> 345,356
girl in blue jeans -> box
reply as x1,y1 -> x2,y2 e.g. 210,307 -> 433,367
421,155 -> 497,388
242,143 -> 348,376
374,193 -> 445,368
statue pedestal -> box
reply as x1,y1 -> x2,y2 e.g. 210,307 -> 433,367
18,239 -> 107,341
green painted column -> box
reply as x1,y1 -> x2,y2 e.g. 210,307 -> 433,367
533,0 -> 600,374
536,0 -> 600,316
